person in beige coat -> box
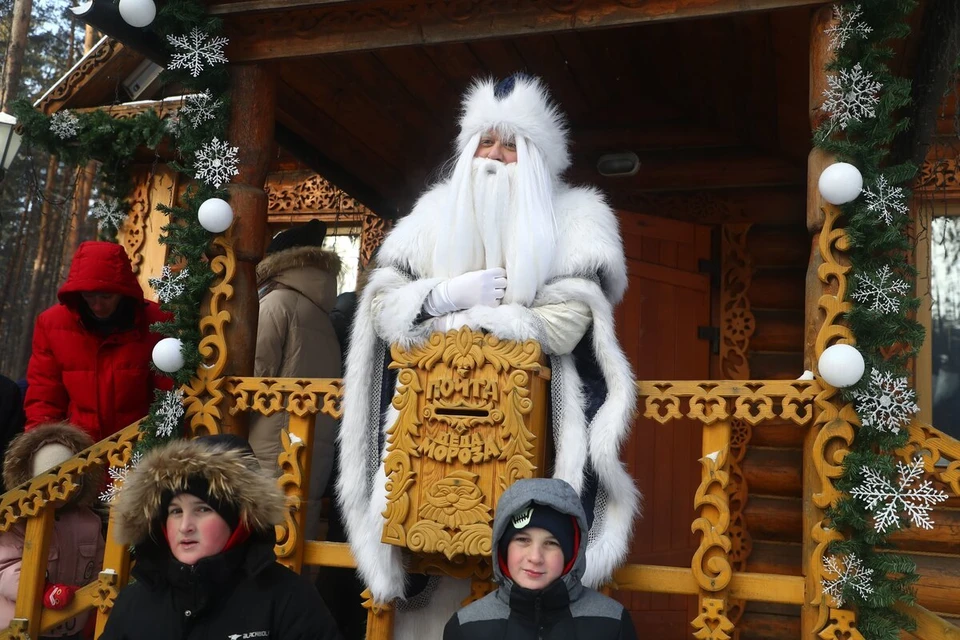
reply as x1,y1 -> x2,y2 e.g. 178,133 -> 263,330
250,220 -> 342,541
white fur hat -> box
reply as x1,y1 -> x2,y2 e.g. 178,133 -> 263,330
456,74 -> 570,178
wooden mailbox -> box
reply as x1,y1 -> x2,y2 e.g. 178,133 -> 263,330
381,327 -> 551,562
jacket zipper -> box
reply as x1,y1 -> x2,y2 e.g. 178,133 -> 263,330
535,596 -> 542,640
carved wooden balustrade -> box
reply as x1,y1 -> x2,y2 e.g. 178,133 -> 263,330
4,376 -> 960,639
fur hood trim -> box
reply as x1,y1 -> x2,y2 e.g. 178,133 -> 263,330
457,76 -> 570,178
256,246 -> 342,286
3,422 -> 102,506
112,438 -> 288,546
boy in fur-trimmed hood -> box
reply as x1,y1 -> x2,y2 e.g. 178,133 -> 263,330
100,435 -> 342,640
338,73 -> 640,638
0,422 -> 105,637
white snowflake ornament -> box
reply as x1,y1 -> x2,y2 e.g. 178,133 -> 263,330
154,389 -> 185,438
851,458 -> 948,533
822,553 -> 874,607
852,369 -> 919,434
167,28 -> 229,78
99,451 -> 143,504
149,266 -> 190,303
851,265 -> 909,314
90,200 -> 127,231
821,63 -> 882,130
864,175 -> 909,225
194,137 -> 240,188
825,4 -> 873,51
180,90 -> 223,128
50,111 -> 80,139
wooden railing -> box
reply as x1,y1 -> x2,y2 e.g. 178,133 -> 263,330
2,378 -> 959,639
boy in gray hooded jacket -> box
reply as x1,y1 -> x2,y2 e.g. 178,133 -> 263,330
444,478 -> 637,640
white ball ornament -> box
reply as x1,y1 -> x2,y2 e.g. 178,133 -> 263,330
198,198 -> 234,233
818,162 -> 863,205
818,344 -> 865,389
118,0 -> 157,28
152,338 -> 185,373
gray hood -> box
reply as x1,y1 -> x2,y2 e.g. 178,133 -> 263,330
492,478 -> 588,599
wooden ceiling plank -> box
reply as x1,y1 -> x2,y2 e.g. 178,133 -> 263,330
552,32 -> 614,113
279,60 -> 408,171
373,47 -> 461,119
208,0 -> 353,14
569,147 -> 806,191
333,52 -> 455,191
732,14 -> 781,151
595,22 -> 697,125
422,42 -> 487,84
573,124 -> 742,152
614,187 -> 806,226
223,0 -> 834,62
511,34 -> 592,122
686,19 -> 739,132
770,8 -> 812,163
465,40 -> 529,81
335,53 -> 436,134
276,79 -> 405,202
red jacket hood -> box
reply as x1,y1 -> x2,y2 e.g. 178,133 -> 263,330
58,241 -> 145,306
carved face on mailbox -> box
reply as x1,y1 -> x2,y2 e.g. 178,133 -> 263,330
418,470 -> 492,530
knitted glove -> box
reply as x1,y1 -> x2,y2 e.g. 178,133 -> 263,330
42,583 -> 77,610
423,268 -> 507,316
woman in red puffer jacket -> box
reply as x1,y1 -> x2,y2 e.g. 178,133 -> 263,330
24,241 -> 172,442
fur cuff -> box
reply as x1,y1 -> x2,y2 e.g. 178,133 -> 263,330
368,267 -> 444,348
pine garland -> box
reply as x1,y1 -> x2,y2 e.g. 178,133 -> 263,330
814,2 -> 929,638
13,0 -> 232,456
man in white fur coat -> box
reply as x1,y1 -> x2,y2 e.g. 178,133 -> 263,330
337,74 -> 639,637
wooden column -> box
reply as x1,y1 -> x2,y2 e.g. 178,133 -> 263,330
221,64 -> 276,438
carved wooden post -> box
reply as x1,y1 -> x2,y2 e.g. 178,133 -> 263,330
94,508 -> 133,636
363,593 -> 395,640
690,417 -> 733,639
221,64 -> 276,438
802,7 -> 860,639
803,8 -> 833,637
12,506 -> 55,639
274,413 -> 315,574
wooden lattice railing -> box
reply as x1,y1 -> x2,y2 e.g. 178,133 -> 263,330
2,378 -> 959,639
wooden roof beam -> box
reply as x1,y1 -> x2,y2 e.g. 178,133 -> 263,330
222,0 -> 833,62
570,147 -> 806,192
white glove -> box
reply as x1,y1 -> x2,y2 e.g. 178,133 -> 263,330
423,268 -> 507,316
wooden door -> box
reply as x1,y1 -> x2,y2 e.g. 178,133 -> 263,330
614,211 -> 713,639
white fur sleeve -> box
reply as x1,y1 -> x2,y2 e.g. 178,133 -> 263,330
367,267 -> 445,348
453,277 -> 598,355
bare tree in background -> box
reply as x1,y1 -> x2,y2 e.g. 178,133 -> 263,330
0,0 -> 32,110
0,1 -> 86,378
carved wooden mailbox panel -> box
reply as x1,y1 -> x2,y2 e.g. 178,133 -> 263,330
381,327 -> 550,561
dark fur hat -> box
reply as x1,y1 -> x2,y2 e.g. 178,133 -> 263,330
3,422 -> 102,508
266,219 -> 327,255
112,435 -> 288,546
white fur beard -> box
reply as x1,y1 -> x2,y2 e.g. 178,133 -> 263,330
472,157 -> 513,271
433,151 -> 557,306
